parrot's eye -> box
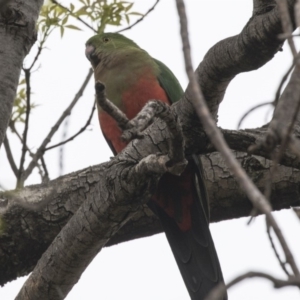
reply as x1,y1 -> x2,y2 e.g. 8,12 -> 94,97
103,37 -> 110,43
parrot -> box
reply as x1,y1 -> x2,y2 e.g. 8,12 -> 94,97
85,32 -> 227,300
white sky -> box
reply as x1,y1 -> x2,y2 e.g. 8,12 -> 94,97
1,0 -> 300,299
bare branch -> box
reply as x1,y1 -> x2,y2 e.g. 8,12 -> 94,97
277,0 -> 297,57
205,271 -> 300,300
237,102 -> 273,129
45,102 -> 96,151
17,68 -> 31,188
262,54 -> 300,154
116,0 -> 160,33
266,218 -> 291,276
296,0 -> 300,26
3,135 -> 18,177
274,60 -> 295,106
40,156 -> 49,183
8,123 -> 46,182
20,68 -> 93,184
175,0 -> 300,277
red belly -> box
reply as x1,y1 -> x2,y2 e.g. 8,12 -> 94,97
99,77 -> 194,231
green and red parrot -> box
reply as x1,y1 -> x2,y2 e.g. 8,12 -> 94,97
85,32 -> 227,300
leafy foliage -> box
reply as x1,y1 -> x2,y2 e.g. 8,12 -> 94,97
71,0 -> 142,33
38,2 -> 81,38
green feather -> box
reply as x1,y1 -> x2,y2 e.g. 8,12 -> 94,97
154,58 -> 184,104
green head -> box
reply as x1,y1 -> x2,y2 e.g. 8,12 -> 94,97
85,33 -> 140,68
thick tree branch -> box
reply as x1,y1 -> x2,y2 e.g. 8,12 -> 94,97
14,111 -> 188,299
1,150 -> 299,286
175,1 -> 296,154
0,0 -> 44,148
1,0 -> 300,296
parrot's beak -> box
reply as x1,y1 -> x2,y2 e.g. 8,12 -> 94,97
85,44 -> 100,68
85,44 -> 95,61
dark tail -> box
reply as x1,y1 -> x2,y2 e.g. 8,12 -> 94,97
149,155 -> 227,300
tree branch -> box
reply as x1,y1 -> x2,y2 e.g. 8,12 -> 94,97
116,0 -> 160,33
0,0 -> 44,148
45,101 -> 96,151
3,135 -> 18,177
205,271 -> 300,300
20,68 -> 93,183
17,68 -> 31,188
1,150 -> 299,286
175,0 -> 299,277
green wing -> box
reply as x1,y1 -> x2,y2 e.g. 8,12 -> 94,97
154,59 -> 183,104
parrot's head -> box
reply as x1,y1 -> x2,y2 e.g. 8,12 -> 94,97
85,33 -> 140,68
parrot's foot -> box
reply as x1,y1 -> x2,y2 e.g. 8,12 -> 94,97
121,100 -> 163,142
121,100 -> 188,175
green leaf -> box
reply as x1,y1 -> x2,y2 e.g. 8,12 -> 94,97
19,78 -> 26,85
125,2 -> 133,12
125,14 -> 129,24
60,26 -> 64,37
128,12 -> 143,16
62,16 -> 68,25
75,6 -> 88,16
65,24 -> 82,30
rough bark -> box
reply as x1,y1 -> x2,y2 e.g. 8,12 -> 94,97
1,148 -> 300,287
0,0 -> 298,298
0,0 -> 43,148
176,0 -> 296,155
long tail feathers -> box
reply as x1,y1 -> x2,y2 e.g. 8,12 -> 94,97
150,156 -> 227,300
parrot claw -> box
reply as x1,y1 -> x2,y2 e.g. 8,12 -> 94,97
121,129 -> 144,142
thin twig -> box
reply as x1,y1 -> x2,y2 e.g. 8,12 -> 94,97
295,0 -> 300,28
237,102 -> 273,129
20,68 -> 93,184
175,0 -> 300,277
3,135 -> 18,177
8,123 -> 46,181
116,0 -> 160,33
45,101 -> 96,151
58,116 -> 69,176
277,0 -> 297,57
51,0 -> 97,33
17,69 -> 31,188
274,61 -> 295,106
205,271 -> 300,300
40,156 -> 49,183
264,53 -> 300,201
266,218 -> 291,276
27,27 -> 54,71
